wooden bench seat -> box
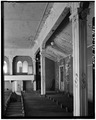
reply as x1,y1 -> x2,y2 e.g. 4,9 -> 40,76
22,91 -> 73,117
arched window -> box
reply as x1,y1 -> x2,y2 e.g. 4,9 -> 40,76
23,61 -> 28,73
3,61 -> 8,74
17,61 -> 22,73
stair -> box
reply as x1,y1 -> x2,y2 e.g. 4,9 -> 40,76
5,93 -> 24,117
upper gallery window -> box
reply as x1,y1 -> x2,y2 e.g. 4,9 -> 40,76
17,61 -> 22,73
23,61 -> 28,73
3,61 -> 8,74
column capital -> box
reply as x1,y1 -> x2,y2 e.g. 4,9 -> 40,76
33,57 -> 36,62
40,48 -> 46,57
79,8 -> 90,20
69,2 -> 80,21
70,2 -> 90,22
9,57 -> 13,75
69,10 -> 79,22
81,72 -> 86,89
9,57 -> 13,62
56,57 -> 60,62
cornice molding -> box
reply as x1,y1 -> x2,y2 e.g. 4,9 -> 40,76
32,3 -> 69,54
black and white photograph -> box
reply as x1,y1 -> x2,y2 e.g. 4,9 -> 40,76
1,1 -> 95,119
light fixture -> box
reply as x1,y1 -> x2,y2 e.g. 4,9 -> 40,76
51,42 -> 54,46
36,58 -> 39,61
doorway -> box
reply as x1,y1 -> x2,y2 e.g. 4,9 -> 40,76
59,65 -> 64,91
36,51 -> 41,90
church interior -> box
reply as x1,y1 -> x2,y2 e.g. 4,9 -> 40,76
2,1 -> 95,118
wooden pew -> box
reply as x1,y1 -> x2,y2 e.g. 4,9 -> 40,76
22,91 -> 73,117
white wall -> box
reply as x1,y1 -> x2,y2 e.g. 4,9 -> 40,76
4,81 -> 12,91
4,48 -> 33,58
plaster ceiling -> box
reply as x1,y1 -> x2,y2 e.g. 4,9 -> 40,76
46,20 -> 72,59
44,3 -> 94,60
4,2 -> 53,49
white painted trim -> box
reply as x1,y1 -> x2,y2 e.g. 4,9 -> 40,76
4,75 -> 34,81
15,81 -> 17,92
40,49 -> 46,95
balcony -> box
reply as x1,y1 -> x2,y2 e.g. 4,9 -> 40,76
4,75 -> 35,81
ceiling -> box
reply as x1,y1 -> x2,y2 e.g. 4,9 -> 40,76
46,22 -> 72,59
45,2 -> 94,59
45,14 -> 72,59
4,2 -> 93,61
4,2 -> 53,49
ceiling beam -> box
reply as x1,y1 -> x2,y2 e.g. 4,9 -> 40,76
46,46 -> 67,58
32,3 -> 70,54
44,52 -> 57,62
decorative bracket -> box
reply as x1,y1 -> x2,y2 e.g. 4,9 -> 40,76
81,73 -> 86,89
79,8 -> 90,21
75,73 -> 78,87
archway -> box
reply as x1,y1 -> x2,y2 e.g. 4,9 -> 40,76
13,56 -> 33,75
4,56 -> 9,74
4,57 -> 12,92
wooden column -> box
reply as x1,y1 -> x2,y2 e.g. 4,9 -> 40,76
40,48 -> 46,95
9,57 -> 13,89
70,3 -> 88,116
21,80 -> 23,91
12,81 -> 15,92
79,7 -> 88,116
9,57 -> 13,75
33,57 -> 36,91
14,81 -> 17,92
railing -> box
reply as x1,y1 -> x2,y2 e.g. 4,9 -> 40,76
21,92 -> 25,117
4,75 -> 34,81
4,92 -> 12,113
